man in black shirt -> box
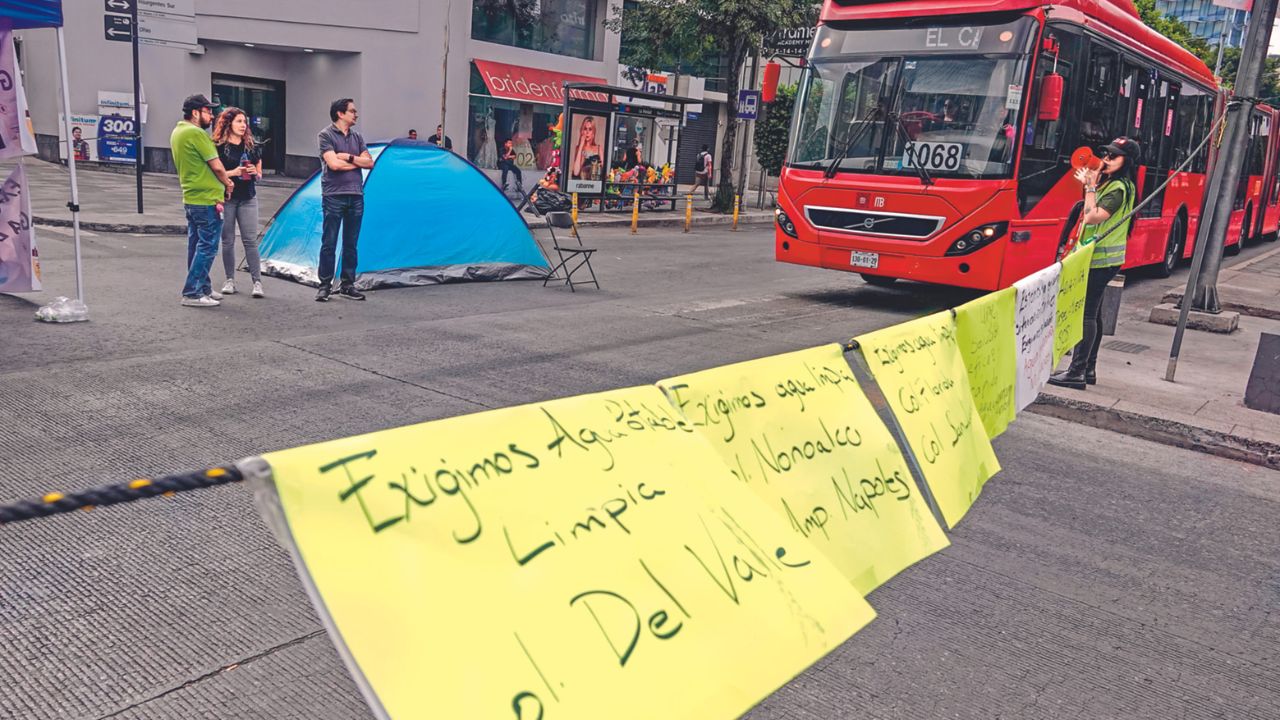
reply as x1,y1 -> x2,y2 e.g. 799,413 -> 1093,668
316,97 -> 374,302
427,124 -> 453,151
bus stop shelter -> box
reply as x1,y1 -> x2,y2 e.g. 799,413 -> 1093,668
559,82 -> 700,213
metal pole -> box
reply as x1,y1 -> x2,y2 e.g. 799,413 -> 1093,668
1191,0 -> 1278,313
131,0 -> 143,214
440,0 -> 450,147
736,48 -> 760,198
55,27 -> 86,303
1213,9 -> 1230,78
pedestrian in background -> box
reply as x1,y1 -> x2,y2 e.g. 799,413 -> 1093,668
498,138 -> 522,193
427,124 -> 453,150
170,93 -> 233,308
213,107 -> 265,298
1049,136 -> 1139,390
691,144 -> 713,199
407,128 -> 418,140
316,97 -> 373,301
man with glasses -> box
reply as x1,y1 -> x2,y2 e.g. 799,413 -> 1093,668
316,97 -> 373,301
171,94 -> 234,308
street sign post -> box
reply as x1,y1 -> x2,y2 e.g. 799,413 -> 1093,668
105,0 -> 135,13
103,15 -> 132,42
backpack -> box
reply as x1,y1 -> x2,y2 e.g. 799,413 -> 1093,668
695,152 -> 709,174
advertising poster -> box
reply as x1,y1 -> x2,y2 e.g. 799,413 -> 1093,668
565,112 -> 607,194
58,114 -> 100,162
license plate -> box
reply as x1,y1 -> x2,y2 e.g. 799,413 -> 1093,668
850,251 -> 879,269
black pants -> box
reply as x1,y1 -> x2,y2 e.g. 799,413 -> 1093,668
498,160 -> 523,190
1068,265 -> 1121,373
319,194 -> 363,287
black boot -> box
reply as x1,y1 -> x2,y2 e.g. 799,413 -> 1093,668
1049,350 -> 1088,390
1085,369 -> 1097,385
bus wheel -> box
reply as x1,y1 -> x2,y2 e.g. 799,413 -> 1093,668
860,274 -> 898,287
1155,215 -> 1185,279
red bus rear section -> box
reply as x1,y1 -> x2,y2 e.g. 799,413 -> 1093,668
775,0 -> 1224,290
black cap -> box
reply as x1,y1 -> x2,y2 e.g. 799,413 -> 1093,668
1098,137 -> 1141,162
182,94 -> 215,113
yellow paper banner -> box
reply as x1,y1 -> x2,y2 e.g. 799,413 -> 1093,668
955,288 -> 1017,439
657,345 -> 949,595
1054,244 -> 1095,365
854,311 -> 1001,529
262,386 -> 874,720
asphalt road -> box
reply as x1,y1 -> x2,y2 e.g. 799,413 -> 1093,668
1,223 -> 1277,719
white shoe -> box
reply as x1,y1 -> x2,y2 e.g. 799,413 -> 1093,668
181,295 -> 221,307
221,279 -> 237,295
209,289 -> 224,301
251,281 -> 264,298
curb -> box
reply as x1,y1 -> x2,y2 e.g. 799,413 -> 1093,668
1027,393 -> 1280,470
34,215 -> 187,235
1160,288 -> 1280,321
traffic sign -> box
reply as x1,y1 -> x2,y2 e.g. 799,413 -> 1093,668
737,90 -> 761,120
105,0 -> 135,13
103,15 -> 133,42
136,13 -> 197,48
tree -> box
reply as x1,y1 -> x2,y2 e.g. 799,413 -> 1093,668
753,84 -> 796,176
1134,0 -> 1280,101
608,0 -> 812,211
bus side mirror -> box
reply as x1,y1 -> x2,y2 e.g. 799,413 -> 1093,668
1038,74 -> 1064,122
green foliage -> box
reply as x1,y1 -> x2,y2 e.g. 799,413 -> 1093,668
608,0 -> 813,211
753,84 -> 796,175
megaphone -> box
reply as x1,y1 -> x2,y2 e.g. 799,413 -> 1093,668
1071,146 -> 1103,172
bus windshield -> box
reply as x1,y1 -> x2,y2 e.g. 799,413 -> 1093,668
789,16 -> 1037,180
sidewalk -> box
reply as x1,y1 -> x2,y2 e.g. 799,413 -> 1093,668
1031,244 -> 1280,470
17,158 -> 774,234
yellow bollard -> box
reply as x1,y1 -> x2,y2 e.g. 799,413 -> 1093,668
571,192 -> 579,225
732,194 -> 741,231
631,188 -> 640,234
684,194 -> 693,233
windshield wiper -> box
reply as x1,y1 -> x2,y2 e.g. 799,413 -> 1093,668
889,112 -> 933,186
824,105 -> 884,179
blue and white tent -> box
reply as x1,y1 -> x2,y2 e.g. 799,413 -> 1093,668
259,140 -> 548,289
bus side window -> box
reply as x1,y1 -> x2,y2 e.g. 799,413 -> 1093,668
1081,41 -> 1120,149
1017,29 -> 1080,214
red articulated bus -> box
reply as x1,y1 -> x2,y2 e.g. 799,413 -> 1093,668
1237,103 -> 1280,247
775,0 -> 1228,290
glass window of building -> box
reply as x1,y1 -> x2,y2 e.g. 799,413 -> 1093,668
472,0 -> 598,60
467,64 -> 561,172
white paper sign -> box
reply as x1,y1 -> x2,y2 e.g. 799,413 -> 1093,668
0,30 -> 38,160
1013,263 -> 1061,410
0,164 -> 41,293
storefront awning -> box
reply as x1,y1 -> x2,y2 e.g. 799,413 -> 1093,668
473,60 -> 610,105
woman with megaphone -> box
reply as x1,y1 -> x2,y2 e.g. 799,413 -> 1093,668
1049,136 -> 1140,391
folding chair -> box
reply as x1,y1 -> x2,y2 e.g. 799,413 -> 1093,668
542,211 -> 600,292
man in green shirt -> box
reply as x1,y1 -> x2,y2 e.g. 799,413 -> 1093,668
171,94 -> 233,307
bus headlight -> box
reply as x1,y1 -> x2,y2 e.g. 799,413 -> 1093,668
945,221 -> 1008,256
776,208 -> 798,238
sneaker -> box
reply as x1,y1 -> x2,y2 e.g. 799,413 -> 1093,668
221,279 -> 237,295
315,285 -> 331,302
337,284 -> 366,301
209,289 -> 224,301
181,295 -> 221,308
251,281 -> 264,298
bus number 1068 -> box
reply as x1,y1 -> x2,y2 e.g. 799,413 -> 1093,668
903,141 -> 964,171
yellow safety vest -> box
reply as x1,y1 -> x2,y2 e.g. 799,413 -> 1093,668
1080,179 -> 1134,269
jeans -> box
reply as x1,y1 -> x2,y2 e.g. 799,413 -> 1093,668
498,160 -> 523,190
1068,265 -> 1122,374
221,196 -> 261,282
182,204 -> 223,299
319,194 -> 363,287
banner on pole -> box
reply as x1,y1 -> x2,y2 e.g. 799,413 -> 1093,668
0,29 -> 38,160
260,386 -> 873,720
659,345 -> 949,595
0,163 -> 40,293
